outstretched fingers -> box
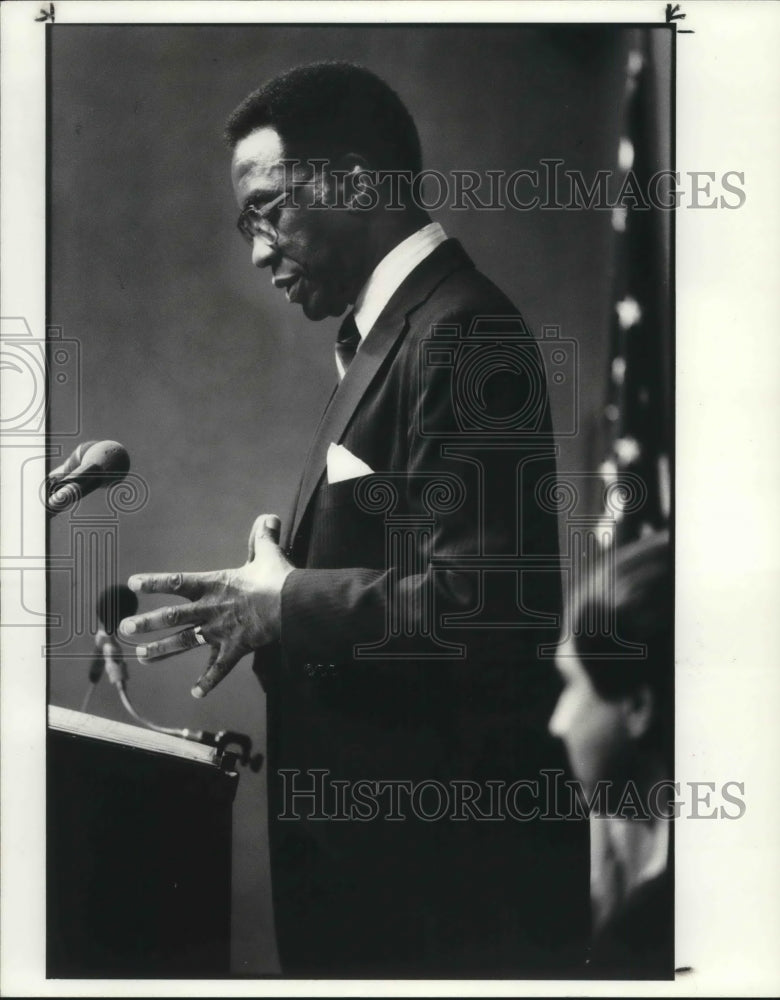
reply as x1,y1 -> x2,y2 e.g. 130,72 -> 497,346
191,642 -> 246,699
134,627 -> 210,663
119,600 -> 204,638
127,570 -> 220,601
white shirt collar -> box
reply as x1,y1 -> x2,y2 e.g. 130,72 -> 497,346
352,222 -> 448,340
590,814 -> 670,929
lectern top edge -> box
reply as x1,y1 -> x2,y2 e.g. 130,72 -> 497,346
47,704 -> 221,767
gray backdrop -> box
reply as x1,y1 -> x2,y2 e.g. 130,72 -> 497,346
48,24 -> 670,974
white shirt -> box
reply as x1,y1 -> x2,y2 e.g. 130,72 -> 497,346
353,222 -> 448,340
590,815 -> 669,931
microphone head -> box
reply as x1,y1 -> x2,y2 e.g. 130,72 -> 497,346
73,439 -> 99,464
96,584 -> 138,635
46,439 -> 97,486
80,440 -> 131,477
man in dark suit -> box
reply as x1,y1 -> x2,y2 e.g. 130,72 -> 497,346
122,62 -> 587,977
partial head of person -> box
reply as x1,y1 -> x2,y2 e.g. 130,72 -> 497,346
549,530 -> 672,808
225,62 -> 427,321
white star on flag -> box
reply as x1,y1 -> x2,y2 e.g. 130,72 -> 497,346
615,296 -> 642,330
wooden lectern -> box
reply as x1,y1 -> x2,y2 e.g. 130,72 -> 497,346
47,707 -> 239,978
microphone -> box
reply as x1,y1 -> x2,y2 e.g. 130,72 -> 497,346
95,630 -> 126,686
82,585 -> 138,708
95,584 -> 138,686
47,440 -> 130,516
88,586 -> 261,768
47,439 -> 98,486
97,582 -> 139,637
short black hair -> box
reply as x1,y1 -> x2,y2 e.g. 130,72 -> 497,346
571,530 -> 672,757
224,61 -> 423,175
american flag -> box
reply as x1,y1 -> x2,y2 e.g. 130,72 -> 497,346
599,30 -> 672,548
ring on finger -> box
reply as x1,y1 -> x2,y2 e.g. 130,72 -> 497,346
192,625 -> 208,647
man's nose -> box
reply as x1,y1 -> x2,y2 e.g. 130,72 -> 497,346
548,693 -> 568,739
251,237 -> 278,269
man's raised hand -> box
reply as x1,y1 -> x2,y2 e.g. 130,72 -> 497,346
119,514 -> 293,698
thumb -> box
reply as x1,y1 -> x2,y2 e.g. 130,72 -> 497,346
248,513 -> 282,561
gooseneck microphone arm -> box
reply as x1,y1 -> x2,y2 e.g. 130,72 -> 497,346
83,583 -> 262,769
113,682 -> 211,741
113,682 -> 262,769
81,584 -> 139,711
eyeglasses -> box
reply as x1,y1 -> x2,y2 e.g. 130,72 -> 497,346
236,180 -> 316,247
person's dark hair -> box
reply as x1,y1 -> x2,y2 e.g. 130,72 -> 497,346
224,61 -> 423,177
571,530 -> 672,758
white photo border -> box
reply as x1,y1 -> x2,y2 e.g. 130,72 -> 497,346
2,1 -> 779,996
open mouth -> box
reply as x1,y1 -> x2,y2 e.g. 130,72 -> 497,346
273,274 -> 301,303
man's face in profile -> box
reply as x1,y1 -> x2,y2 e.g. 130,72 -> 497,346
231,126 -> 364,321
548,638 -> 632,794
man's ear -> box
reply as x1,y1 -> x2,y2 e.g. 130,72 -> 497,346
622,683 -> 655,740
334,153 -> 374,212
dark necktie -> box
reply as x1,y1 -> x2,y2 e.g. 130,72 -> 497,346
335,311 -> 361,379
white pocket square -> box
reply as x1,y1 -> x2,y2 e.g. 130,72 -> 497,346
327,443 -> 374,484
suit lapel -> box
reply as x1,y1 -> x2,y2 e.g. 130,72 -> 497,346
282,382 -> 338,551
290,239 -> 473,545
